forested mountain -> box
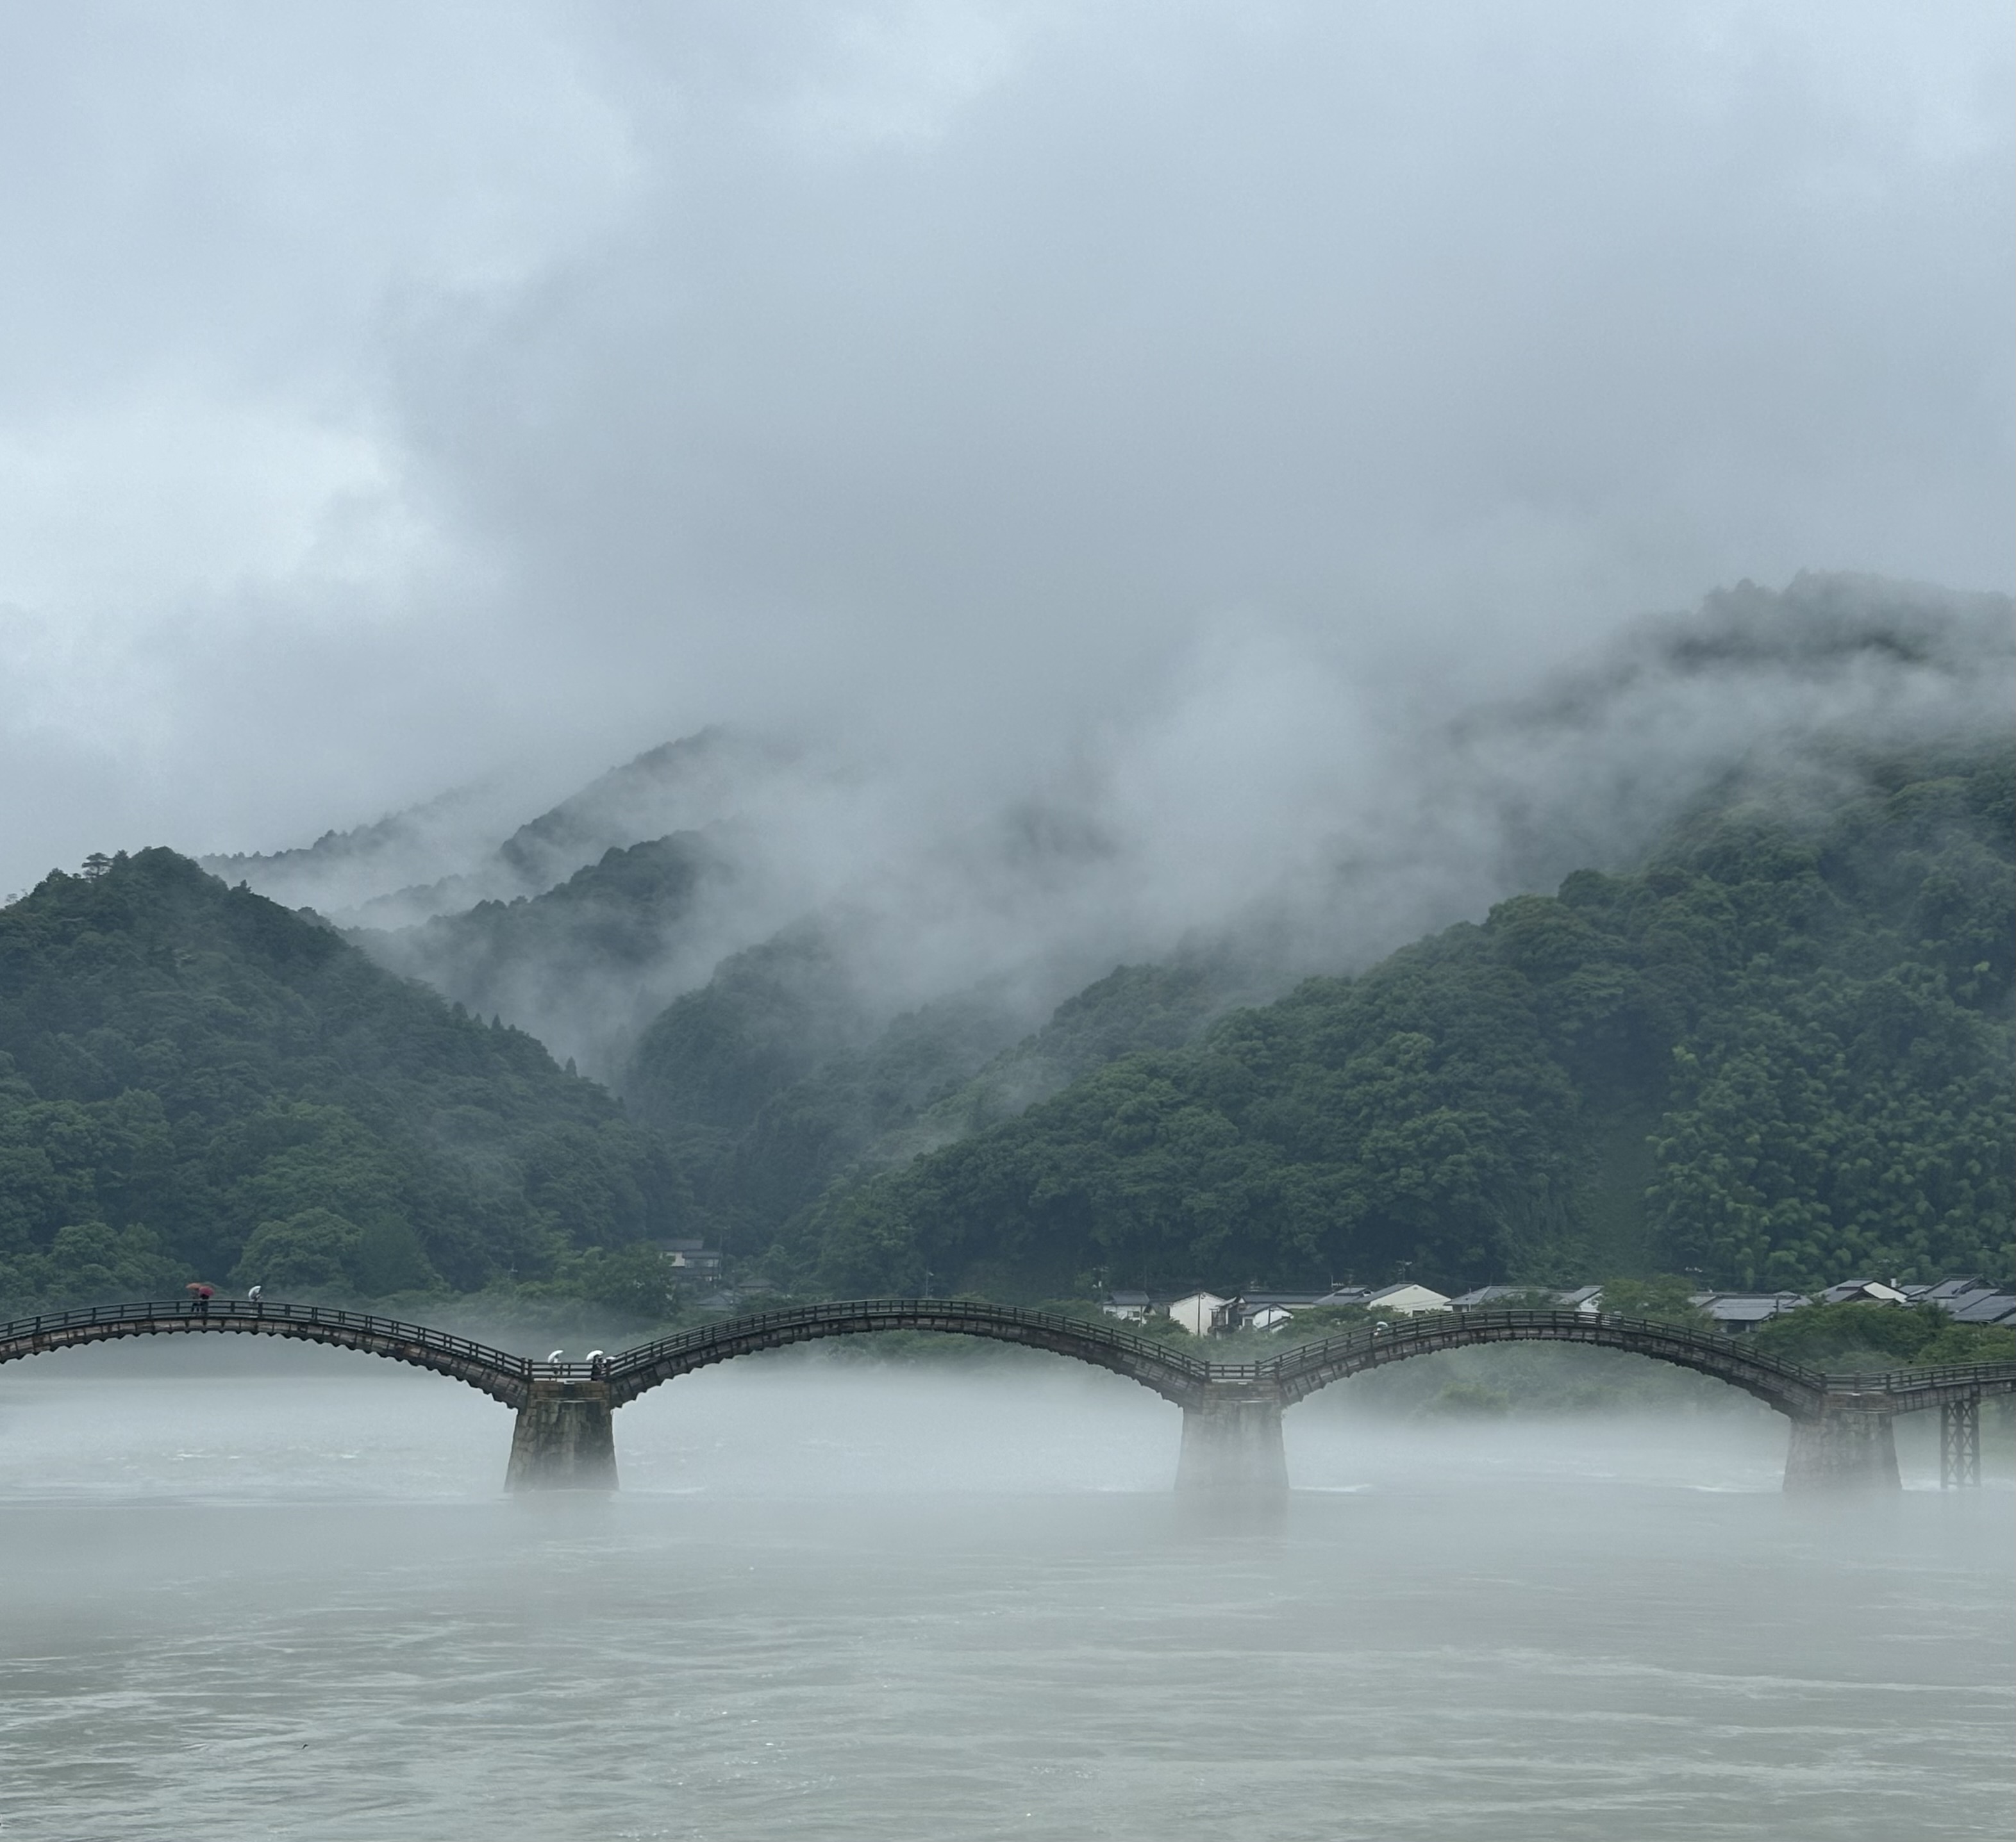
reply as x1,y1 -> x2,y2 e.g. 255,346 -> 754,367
626,954 -> 1232,1249
0,850 -> 684,1309
482,731 -> 783,904
197,778 -> 524,926
181,576 -> 2011,1290
356,831 -> 737,1076
19,574 -> 2011,1316
7,750 -> 2010,1315
785,750 -> 2013,1299
206,726 -> 784,928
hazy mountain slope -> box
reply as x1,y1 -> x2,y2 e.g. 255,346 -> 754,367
690,992 -> 1029,1245
623,924 -> 877,1141
622,956 -> 1240,1256
207,727 -> 788,928
0,850 -> 683,1309
622,925 -> 1003,1238
800,749 -> 2014,1299
899,963 -> 1237,1146
199,780 -> 523,918
356,832 -> 738,1079
487,729 -> 789,897
214,577 -> 2014,1132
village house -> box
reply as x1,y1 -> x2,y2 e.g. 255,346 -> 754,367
1937,1288 -> 2016,1327
1853,1275 -> 2016,1325
1226,1291 -> 1331,1330
1688,1291 -> 1809,1332
1165,1290 -> 1229,1336
1446,1284 -> 1603,1315
654,1238 -> 724,1282
1820,1279 -> 1911,1305
1097,1272 -> 2011,1339
1363,1281 -> 1451,1315
1903,1275 -> 1992,1309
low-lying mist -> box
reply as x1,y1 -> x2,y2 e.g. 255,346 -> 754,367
0,1345 -> 1776,1506
6,1352 -> 2008,1842
19,1323 -> 2007,1499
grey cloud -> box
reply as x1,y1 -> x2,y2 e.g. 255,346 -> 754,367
1,3 -> 2008,936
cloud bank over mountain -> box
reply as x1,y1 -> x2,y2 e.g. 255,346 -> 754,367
1,2 -> 2009,906
196,574 -> 2013,1080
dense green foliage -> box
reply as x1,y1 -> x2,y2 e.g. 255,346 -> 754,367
1592,1275 -> 1716,1331
364,832 -> 726,1031
1747,1299 -> 2015,1372
626,926 -> 883,1140
7,747 -> 2008,1322
0,850 -> 684,1308
626,958 -> 1224,1253
793,752 -> 2013,1298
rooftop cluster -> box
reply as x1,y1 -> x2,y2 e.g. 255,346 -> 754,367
1106,1277 -> 2016,1338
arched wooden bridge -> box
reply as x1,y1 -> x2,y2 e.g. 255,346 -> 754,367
3,1296 -> 2009,1493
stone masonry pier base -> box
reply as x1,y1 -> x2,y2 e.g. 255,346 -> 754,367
1176,1391 -> 1288,1495
1783,1407 -> 1899,1491
506,1380 -> 618,1491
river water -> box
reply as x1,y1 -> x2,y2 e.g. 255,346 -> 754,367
1,1343 -> 2009,1841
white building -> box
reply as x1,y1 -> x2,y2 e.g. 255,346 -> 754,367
1167,1290 -> 1229,1336
1364,1282 -> 1451,1315
1820,1279 -> 1910,1305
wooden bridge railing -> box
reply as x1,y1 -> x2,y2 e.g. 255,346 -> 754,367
3,1298 -> 2010,1414
605,1296 -> 1216,1393
0,1299 -> 570,1385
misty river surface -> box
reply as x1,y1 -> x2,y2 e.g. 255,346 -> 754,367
1,1347 -> 2010,1841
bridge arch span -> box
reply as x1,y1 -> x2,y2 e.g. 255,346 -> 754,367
0,1300 -> 536,1407
1264,1309 -> 1838,1418
605,1299 -> 1211,1407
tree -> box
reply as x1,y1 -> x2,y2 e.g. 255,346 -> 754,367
1597,1275 -> 1715,1332
231,1209 -> 365,1295
0,848 -> 682,1308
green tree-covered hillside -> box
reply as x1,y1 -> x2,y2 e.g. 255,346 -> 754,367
358,831 -> 731,1074
797,752 -> 2013,1299
0,850 -> 683,1307
626,955 -> 1229,1252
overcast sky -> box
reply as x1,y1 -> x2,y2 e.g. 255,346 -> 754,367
1,0 -> 2010,896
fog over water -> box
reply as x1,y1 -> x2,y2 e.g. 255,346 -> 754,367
1,1348 -> 2010,1841
3,8 -> 2011,1839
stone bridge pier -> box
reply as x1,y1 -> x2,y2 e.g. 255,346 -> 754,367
1783,1404 -> 1899,1491
1175,1387 -> 1289,1495
506,1379 -> 618,1490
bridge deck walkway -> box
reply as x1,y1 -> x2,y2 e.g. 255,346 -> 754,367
3,1299 -> 2009,1418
